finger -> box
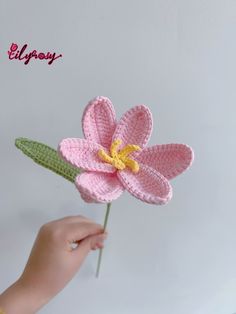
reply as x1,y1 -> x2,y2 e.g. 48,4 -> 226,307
91,243 -> 104,250
69,232 -> 107,251
90,233 -> 107,250
71,235 -> 94,262
65,222 -> 103,242
72,233 -> 106,259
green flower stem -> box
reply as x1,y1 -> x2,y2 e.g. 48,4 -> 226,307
96,202 -> 112,278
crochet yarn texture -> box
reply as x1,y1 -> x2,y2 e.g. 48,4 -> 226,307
15,138 -> 80,182
58,96 -> 194,205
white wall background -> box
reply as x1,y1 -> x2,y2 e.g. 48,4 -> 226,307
1,1 -> 236,313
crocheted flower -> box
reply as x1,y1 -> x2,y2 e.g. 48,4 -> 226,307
58,96 -> 194,205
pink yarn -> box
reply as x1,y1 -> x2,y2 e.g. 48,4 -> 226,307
58,96 -> 194,205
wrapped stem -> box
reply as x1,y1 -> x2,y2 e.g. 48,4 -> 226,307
96,202 -> 111,278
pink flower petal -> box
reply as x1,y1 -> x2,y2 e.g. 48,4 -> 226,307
75,172 -> 124,203
112,105 -> 153,150
82,96 -> 116,149
58,138 -> 115,173
79,190 -> 96,203
136,144 -> 194,180
117,163 -> 172,205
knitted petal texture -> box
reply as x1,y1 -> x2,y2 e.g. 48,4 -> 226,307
112,105 -> 153,151
55,96 -> 194,205
75,172 -> 124,203
136,144 -> 194,180
82,96 -> 116,149
58,138 -> 115,173
117,163 -> 172,205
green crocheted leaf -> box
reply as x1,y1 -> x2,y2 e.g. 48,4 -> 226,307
15,137 -> 80,183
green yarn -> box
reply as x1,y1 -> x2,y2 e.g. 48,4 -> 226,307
15,137 -> 80,183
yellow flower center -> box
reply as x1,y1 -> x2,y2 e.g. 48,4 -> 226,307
98,139 -> 141,173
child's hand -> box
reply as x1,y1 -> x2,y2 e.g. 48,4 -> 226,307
0,215 -> 107,314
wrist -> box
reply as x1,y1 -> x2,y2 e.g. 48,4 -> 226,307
0,278 -> 47,314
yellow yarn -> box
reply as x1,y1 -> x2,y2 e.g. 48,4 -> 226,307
98,139 -> 141,173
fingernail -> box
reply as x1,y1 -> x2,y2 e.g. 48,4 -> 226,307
97,242 -> 104,249
95,238 -> 106,248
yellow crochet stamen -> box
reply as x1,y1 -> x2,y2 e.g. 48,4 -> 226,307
98,139 -> 141,173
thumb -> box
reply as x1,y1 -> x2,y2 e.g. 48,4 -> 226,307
72,233 -> 107,263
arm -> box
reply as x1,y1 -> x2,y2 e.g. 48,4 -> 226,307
0,215 -> 107,314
